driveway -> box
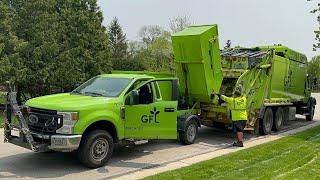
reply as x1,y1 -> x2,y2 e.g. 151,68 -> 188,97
0,93 -> 319,179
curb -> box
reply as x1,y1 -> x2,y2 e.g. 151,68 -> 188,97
114,120 -> 320,180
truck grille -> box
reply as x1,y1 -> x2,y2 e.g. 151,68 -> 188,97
28,107 -> 63,134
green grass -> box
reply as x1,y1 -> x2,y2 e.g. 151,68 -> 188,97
146,126 -> 320,180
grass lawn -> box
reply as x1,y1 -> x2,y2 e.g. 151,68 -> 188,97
146,126 -> 320,180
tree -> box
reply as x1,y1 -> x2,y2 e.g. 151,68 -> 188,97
138,25 -> 171,45
169,15 -> 193,33
135,25 -> 174,72
108,17 -> 128,70
0,0 -> 111,100
308,56 -> 320,89
0,1 -> 27,102
309,0 -> 320,50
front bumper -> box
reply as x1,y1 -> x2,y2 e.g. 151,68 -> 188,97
6,131 -> 82,153
31,132 -> 82,152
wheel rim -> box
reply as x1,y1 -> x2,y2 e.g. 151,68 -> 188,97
91,138 -> 109,161
186,124 -> 197,142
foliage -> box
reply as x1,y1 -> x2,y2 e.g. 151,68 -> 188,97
132,25 -> 174,72
308,56 -> 320,89
169,15 -> 193,33
138,25 -> 171,46
146,126 -> 320,180
108,17 -> 129,70
0,0 -> 111,100
309,0 -> 320,51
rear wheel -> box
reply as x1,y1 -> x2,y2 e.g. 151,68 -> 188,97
273,107 -> 284,131
179,119 -> 198,145
77,130 -> 114,168
306,105 -> 315,121
260,107 -> 273,135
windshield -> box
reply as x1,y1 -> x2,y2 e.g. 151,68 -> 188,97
72,77 -> 132,97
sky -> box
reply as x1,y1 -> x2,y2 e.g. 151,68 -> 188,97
98,0 -> 319,59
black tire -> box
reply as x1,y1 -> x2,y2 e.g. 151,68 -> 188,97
179,119 -> 198,145
260,107 -> 274,135
77,130 -> 114,168
273,107 -> 284,131
306,105 -> 315,121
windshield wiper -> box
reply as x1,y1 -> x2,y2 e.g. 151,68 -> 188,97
83,91 -> 104,97
70,90 -> 82,95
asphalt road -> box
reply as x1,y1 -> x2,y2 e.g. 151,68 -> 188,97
0,94 -> 319,180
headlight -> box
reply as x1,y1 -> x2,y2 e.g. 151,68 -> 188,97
56,112 -> 79,134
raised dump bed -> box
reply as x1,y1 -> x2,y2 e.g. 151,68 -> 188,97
172,25 -> 223,103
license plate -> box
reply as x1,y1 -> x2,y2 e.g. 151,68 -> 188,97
11,129 -> 20,137
52,138 -> 67,146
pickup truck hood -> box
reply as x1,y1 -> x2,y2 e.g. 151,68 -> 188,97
26,93 -> 116,111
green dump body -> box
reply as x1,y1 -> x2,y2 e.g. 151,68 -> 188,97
206,46 -> 310,127
172,25 -> 311,128
172,25 -> 223,103
260,46 -> 309,101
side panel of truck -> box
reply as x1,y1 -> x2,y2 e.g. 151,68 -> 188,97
124,81 -> 178,139
269,55 -> 290,99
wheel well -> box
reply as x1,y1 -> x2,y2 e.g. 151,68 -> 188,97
177,115 -> 201,132
83,120 -> 118,142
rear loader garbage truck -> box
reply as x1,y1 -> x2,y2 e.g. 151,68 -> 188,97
3,25 -> 316,168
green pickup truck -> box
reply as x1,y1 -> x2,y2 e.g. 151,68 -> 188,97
23,73 -> 199,168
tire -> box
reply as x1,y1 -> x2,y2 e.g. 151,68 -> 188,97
273,107 -> 284,131
306,105 -> 315,121
260,107 -> 274,135
77,130 -> 114,168
179,119 -> 198,145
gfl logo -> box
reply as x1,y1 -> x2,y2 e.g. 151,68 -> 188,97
141,108 -> 160,124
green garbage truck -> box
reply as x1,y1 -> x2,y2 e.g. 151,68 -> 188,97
4,25 -> 316,168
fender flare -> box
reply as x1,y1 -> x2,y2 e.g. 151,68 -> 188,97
177,115 -> 201,132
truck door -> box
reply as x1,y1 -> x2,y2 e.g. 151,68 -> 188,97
124,79 -> 178,140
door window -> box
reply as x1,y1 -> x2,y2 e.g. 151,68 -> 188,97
138,83 -> 153,104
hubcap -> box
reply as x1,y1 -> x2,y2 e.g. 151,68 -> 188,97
91,138 -> 109,161
186,124 -> 196,142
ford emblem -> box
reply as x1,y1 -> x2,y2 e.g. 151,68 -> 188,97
28,114 -> 39,124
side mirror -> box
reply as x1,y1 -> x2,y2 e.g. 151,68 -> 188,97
126,90 -> 139,105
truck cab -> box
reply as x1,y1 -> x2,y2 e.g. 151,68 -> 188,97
9,73 -> 198,168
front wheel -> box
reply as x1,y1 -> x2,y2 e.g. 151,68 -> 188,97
77,130 -> 114,168
179,119 -> 198,145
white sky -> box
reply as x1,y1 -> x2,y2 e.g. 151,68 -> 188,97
98,0 -> 319,59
